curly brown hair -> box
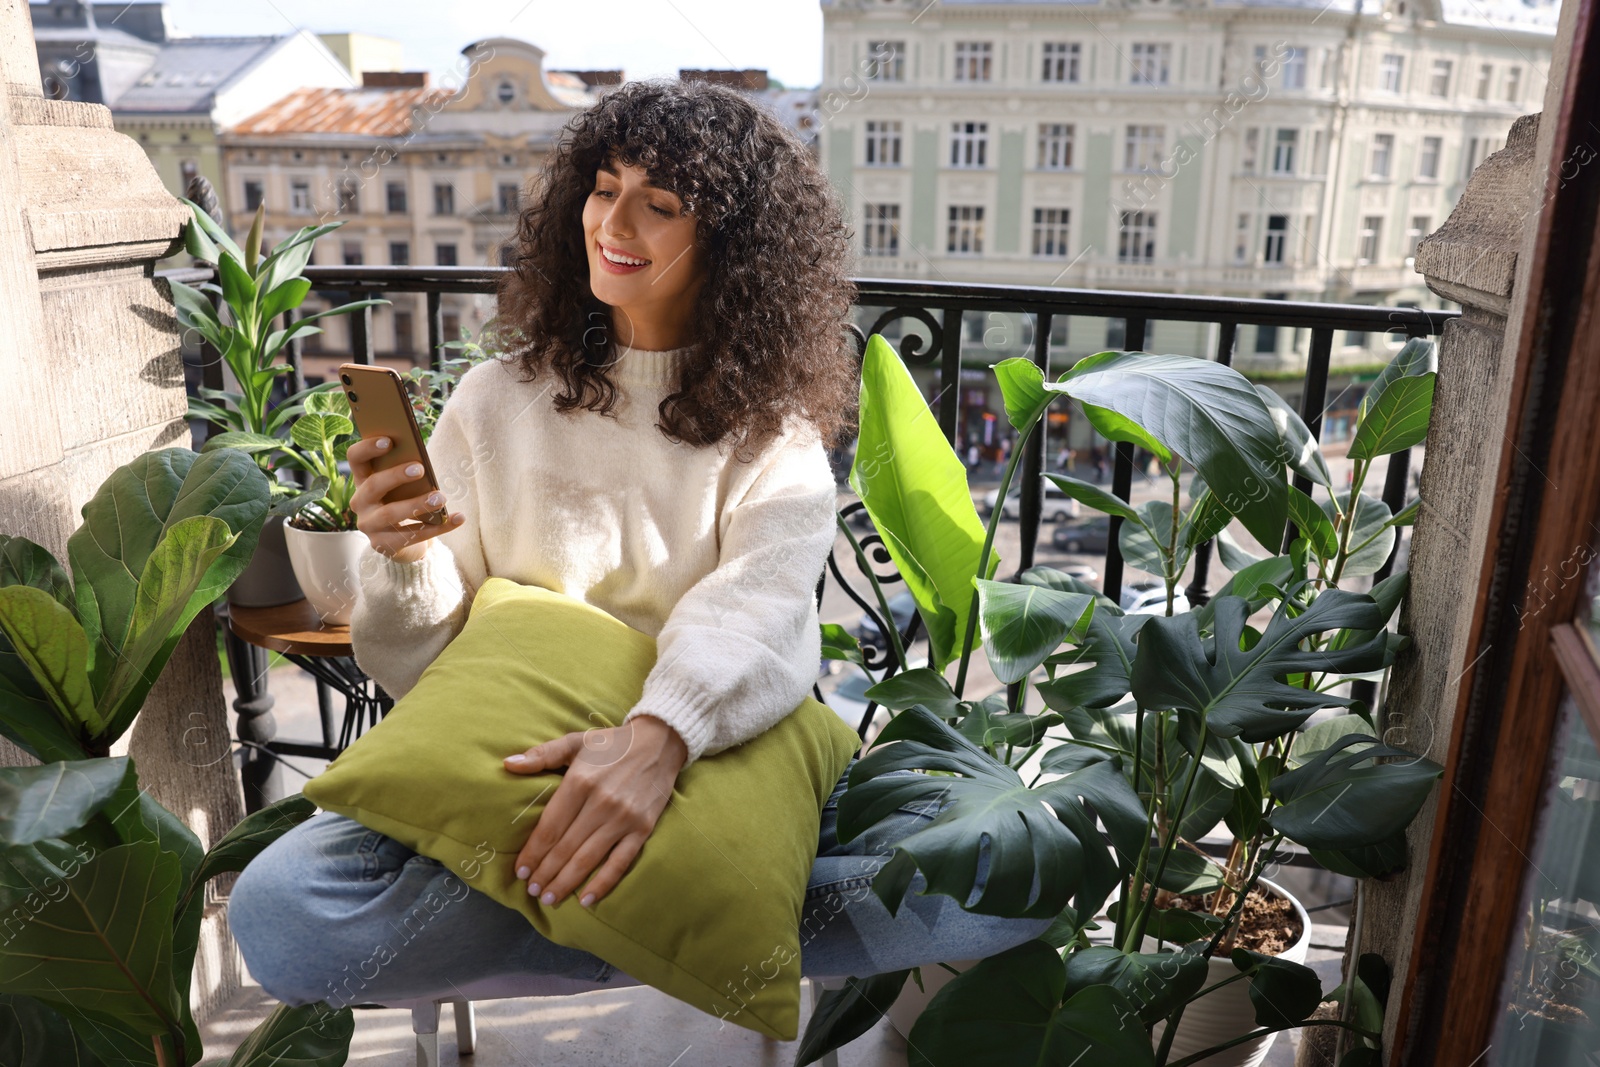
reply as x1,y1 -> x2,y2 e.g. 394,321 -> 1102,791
495,77 -> 859,463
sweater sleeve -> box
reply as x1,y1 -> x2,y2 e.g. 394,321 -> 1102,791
622,423 -> 843,767
347,366 -> 490,701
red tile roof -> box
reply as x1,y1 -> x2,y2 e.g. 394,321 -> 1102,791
229,85 -> 456,137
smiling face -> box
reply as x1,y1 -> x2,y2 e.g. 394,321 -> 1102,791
581,156 -> 708,352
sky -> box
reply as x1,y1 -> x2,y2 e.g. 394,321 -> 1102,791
150,0 -> 826,89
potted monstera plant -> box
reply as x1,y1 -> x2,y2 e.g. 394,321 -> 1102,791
800,334 -> 1443,1067
171,200 -> 385,609
0,445 -> 349,1065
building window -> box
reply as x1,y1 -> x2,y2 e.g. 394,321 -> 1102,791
1124,124 -> 1165,172
335,177 -> 359,215
1281,46 -> 1307,89
442,311 -> 460,344
1505,66 -> 1522,103
1234,213 -> 1251,263
1263,214 -> 1288,264
865,120 -> 903,166
1242,127 -> 1260,173
389,241 -> 410,266
1256,296 -> 1286,354
867,40 -> 905,81
498,182 -> 520,215
433,183 -> 454,215
393,309 -> 415,354
1406,215 -> 1432,258
386,181 -> 407,213
1477,62 -> 1493,100
1041,42 -> 1081,83
1380,53 -> 1405,93
1358,216 -> 1383,264
290,180 -> 312,214
1031,207 -> 1071,257
1370,133 -> 1394,179
1311,128 -> 1329,174
950,121 -> 989,167
436,243 -> 458,266
243,180 -> 264,212
953,41 -> 993,82
498,244 -> 517,267
1130,42 -> 1171,86
1272,129 -> 1298,174
946,205 -> 984,254
1418,136 -> 1442,180
496,80 -> 515,104
341,241 -> 363,266
1118,210 -> 1157,263
1430,58 -> 1453,97
863,203 -> 901,257
1038,123 -> 1075,169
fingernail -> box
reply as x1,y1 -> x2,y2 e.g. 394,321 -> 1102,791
580,893 -> 595,907
527,881 -> 540,896
541,891 -> 556,905
426,492 -> 443,505
516,865 -> 530,880
377,437 -> 390,448
506,754 -> 526,764
451,513 -> 464,523
406,463 -> 423,476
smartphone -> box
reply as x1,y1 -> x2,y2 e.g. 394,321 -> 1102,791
337,364 -> 449,526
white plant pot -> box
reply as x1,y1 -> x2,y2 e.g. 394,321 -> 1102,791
884,956 -> 986,1042
282,524 -> 368,626
1145,877 -> 1312,1067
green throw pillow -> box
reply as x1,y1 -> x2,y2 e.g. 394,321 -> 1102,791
302,576 -> 863,1040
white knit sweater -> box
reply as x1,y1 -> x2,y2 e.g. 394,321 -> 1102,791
347,346 -> 842,767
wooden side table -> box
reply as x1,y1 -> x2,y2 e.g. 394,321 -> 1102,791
220,597 -> 394,813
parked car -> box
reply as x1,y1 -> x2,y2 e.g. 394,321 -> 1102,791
1120,581 -> 1191,616
1051,517 -> 1112,554
854,589 -> 919,650
980,477 -> 1083,522
824,656 -> 931,740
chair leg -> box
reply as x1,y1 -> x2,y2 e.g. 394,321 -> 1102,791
453,1000 -> 477,1055
809,979 -> 843,1067
411,1000 -> 441,1067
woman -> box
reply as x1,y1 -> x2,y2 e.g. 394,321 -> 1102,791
229,79 -> 1051,1013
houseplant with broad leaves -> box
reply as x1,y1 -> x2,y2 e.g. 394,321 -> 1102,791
0,445 -> 348,1066
171,199 -> 385,609
796,334 -> 1442,1067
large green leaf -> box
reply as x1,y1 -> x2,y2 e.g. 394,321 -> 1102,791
1321,493 -> 1396,578
1349,373 -> 1435,460
794,970 -> 910,1067
1363,337 -> 1436,415
1039,612 -> 1149,710
1131,591 -> 1392,743
67,448 -> 268,746
0,994 -> 103,1066
1046,352 -> 1288,548
1231,948 -> 1325,1030
1268,734 -> 1442,850
972,578 -> 1095,684
1287,486 -> 1338,560
863,668 -> 963,718
1042,473 -> 1139,522
1255,385 -> 1333,490
1119,500 -> 1176,576
908,941 -> 1157,1067
1062,945 -> 1209,1026
0,536 -> 75,610
206,1001 -> 354,1067
0,585 -> 101,739
850,335 -> 1000,674
837,706 -> 1145,920
0,841 -> 184,1043
0,759 -> 129,845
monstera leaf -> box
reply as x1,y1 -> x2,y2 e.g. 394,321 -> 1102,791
1039,612 -> 1150,711
908,941 -> 1158,1067
836,706 -> 1145,922
63,447 -> 269,748
1131,590 -> 1393,744
850,335 -> 1001,674
1268,733 -> 1442,850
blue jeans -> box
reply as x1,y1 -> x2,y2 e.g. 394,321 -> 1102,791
229,757 -> 1054,1007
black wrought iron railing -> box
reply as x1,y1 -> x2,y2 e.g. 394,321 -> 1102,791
169,263 -> 1457,740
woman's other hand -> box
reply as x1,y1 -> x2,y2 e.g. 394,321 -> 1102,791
348,436 -> 465,564
504,715 -> 689,909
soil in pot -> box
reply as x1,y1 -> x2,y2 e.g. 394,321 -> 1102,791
1166,884 -> 1304,955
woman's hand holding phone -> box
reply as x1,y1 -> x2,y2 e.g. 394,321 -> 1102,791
348,436 -> 465,564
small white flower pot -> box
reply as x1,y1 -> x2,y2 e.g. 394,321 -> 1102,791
1145,877 -> 1312,1067
884,956 -> 987,1043
282,523 -> 369,626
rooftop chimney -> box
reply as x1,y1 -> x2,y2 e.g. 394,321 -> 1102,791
361,71 -> 429,89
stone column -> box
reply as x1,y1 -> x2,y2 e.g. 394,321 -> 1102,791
0,0 -> 248,1026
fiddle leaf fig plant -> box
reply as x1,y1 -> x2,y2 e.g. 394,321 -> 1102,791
0,445 -> 345,1065
173,198 -> 386,521
799,333 -> 1444,1067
